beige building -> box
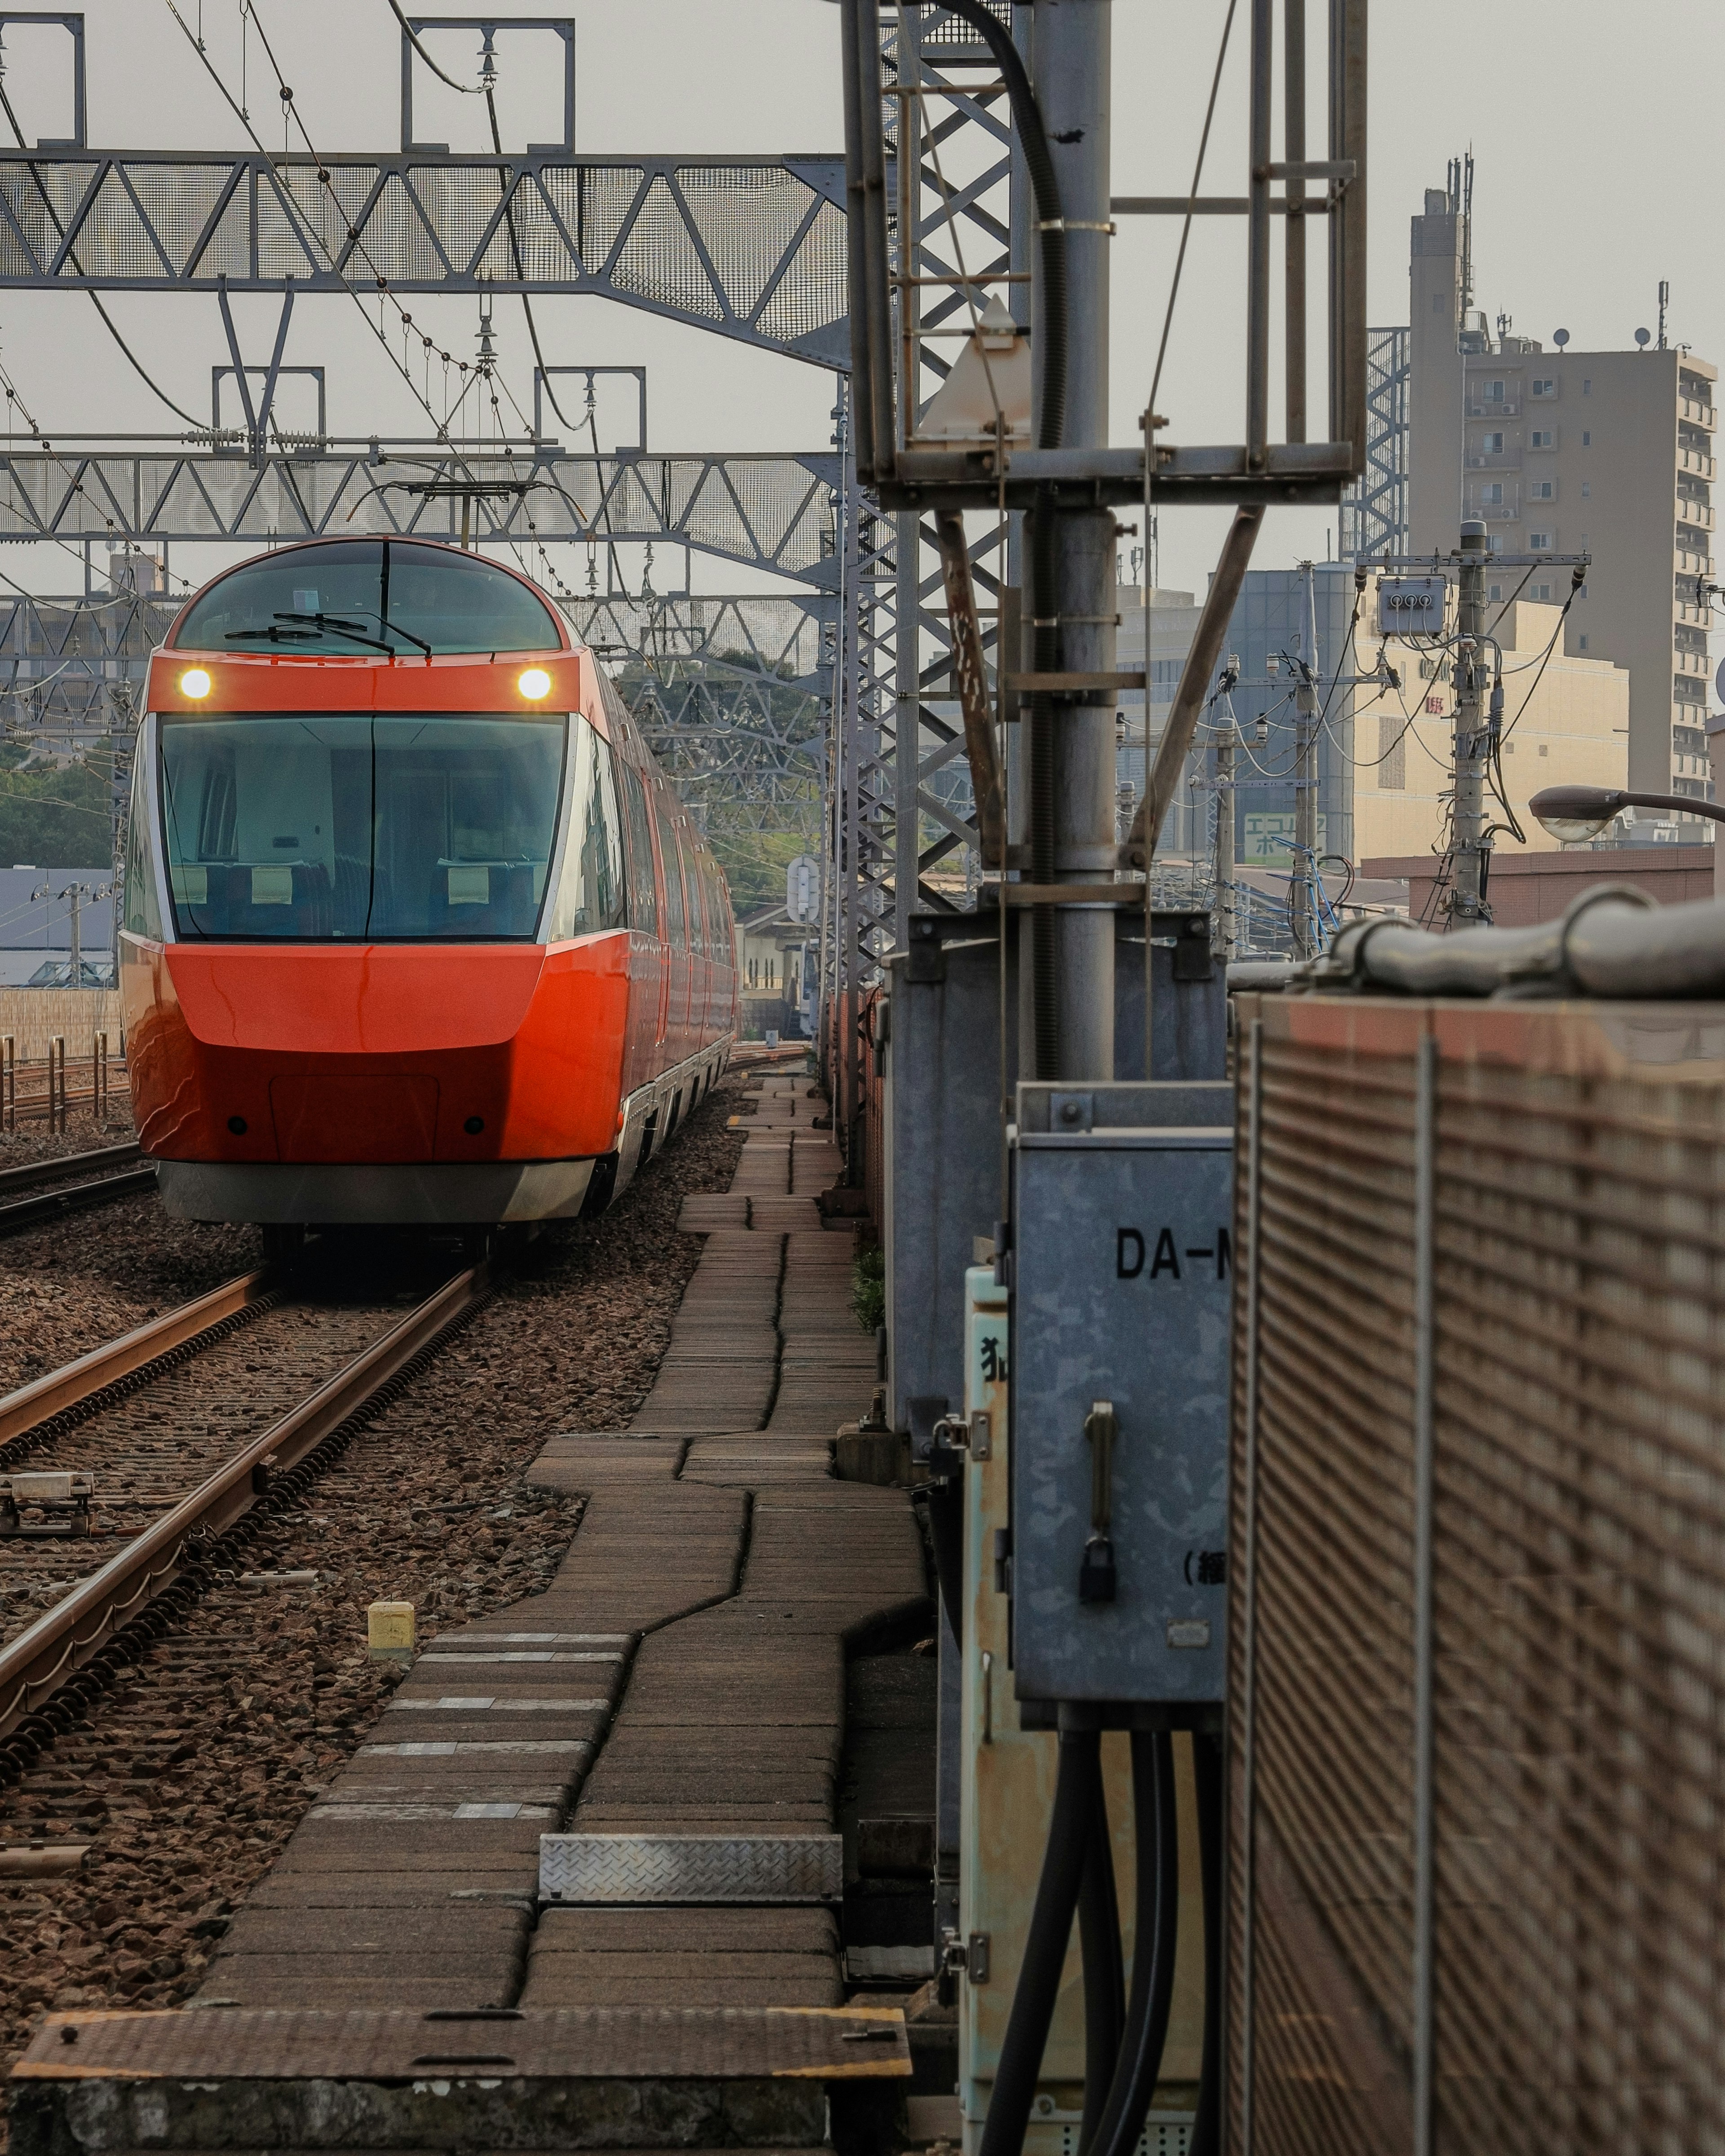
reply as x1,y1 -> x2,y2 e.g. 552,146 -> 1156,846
1116,584 -> 1203,849
1354,593 -> 1629,861
1407,182 -> 1716,822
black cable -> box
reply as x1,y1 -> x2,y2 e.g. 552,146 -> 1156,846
937,0 -> 1065,454
384,0 -> 483,93
485,87 -> 573,431
978,1728 -> 1099,2156
0,73 -> 201,428
1088,1731 -> 1180,2156
1188,1732 -> 1225,2156
1077,1776 -> 1125,2156
938,0 -> 1068,1078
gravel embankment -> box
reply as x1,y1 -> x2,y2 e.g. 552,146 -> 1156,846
0,1106 -> 259,1399
0,1076 -> 750,2103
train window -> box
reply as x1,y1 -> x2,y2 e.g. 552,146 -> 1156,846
158,711 -> 565,941
617,764 -> 658,936
545,718 -> 626,941
173,539 -> 561,658
655,804 -> 687,951
684,845 -> 707,959
121,747 -> 164,941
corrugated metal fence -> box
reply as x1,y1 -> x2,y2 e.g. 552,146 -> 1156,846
1230,994 -> 1725,2153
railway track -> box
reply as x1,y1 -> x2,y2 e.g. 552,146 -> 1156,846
0,1144 -> 156,1238
0,1249 -> 491,1783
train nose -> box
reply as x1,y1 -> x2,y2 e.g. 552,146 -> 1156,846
150,945 -> 547,1162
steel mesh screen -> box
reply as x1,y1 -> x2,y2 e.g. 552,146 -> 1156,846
1230,1001 -> 1725,2153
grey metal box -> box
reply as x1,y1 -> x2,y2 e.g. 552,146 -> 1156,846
887,911 -> 1225,1453
1010,1083 -> 1233,1705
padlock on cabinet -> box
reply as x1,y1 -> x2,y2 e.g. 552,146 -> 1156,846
1079,1530 -> 1117,1604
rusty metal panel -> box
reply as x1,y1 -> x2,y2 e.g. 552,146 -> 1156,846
1229,994 -> 1725,2154
15,2001 -> 911,2081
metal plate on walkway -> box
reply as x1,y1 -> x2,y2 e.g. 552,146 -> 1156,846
14,2002 -> 907,2081
540,1832 -> 844,1905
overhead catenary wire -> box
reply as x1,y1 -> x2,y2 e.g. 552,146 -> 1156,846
160,0 -> 552,580
484,86 -> 573,431
1146,0 -> 1239,424
382,0 -> 482,93
0,62 -> 203,430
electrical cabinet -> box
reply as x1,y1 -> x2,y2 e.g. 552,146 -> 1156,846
1009,1083 -> 1233,1708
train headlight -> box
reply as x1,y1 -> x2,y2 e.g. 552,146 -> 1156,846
518,667 -> 552,701
180,667 -> 212,699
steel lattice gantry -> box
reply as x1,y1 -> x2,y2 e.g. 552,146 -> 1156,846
566,591 -> 833,839
888,5 -> 1016,940
0,63 -> 920,984
0,448 -> 840,578
0,588 -> 833,823
0,152 -> 849,366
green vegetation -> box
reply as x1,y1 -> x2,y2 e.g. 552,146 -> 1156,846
850,1242 -> 885,1334
0,751 -> 115,869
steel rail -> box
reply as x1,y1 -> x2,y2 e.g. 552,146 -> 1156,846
0,1141 -> 142,1196
0,1165 -> 156,1236
0,1268 -> 275,1451
0,1262 -> 487,1757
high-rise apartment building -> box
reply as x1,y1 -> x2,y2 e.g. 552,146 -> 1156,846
1403,180 -> 1716,823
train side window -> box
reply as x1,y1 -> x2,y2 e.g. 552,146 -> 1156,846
656,804 -> 687,952
546,718 -> 625,940
685,843 -> 708,959
122,745 -> 164,941
618,764 -> 658,937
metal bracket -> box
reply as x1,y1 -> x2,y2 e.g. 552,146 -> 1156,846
535,364 -> 647,451
400,14 -> 575,156
0,13 -> 85,148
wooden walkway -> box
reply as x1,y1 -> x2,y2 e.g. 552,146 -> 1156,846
192,1074 -> 924,2029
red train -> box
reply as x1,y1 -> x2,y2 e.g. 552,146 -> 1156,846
118,537 -> 738,1228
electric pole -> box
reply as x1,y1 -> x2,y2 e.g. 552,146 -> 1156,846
1036,0 -> 1115,1080
1291,561 -> 1319,958
63,884 -> 86,988
1212,659 -> 1239,962
1449,519 -> 1490,925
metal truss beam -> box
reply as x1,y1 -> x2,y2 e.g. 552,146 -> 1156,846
1340,326 -> 1409,563
888,6 -> 1015,940
0,450 -> 840,579
0,151 -> 849,364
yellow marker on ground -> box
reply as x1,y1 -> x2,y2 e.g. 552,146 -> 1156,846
367,1600 -> 416,1666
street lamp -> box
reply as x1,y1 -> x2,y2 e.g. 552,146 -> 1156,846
1528,784 -> 1725,844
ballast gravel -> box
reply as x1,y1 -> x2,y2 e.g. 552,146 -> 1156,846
0,1105 -> 256,1400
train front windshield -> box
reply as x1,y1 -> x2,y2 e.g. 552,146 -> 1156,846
159,713 -> 566,941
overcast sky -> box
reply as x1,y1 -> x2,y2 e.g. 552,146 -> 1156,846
0,2 -> 1711,619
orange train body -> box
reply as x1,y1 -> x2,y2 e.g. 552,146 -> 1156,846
119,539 -> 738,1226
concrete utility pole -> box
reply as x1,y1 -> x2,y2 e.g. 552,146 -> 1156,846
1291,561 -> 1319,957
1449,519 -> 1490,925
1035,0 -> 1114,1080
1213,673 -> 1238,962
